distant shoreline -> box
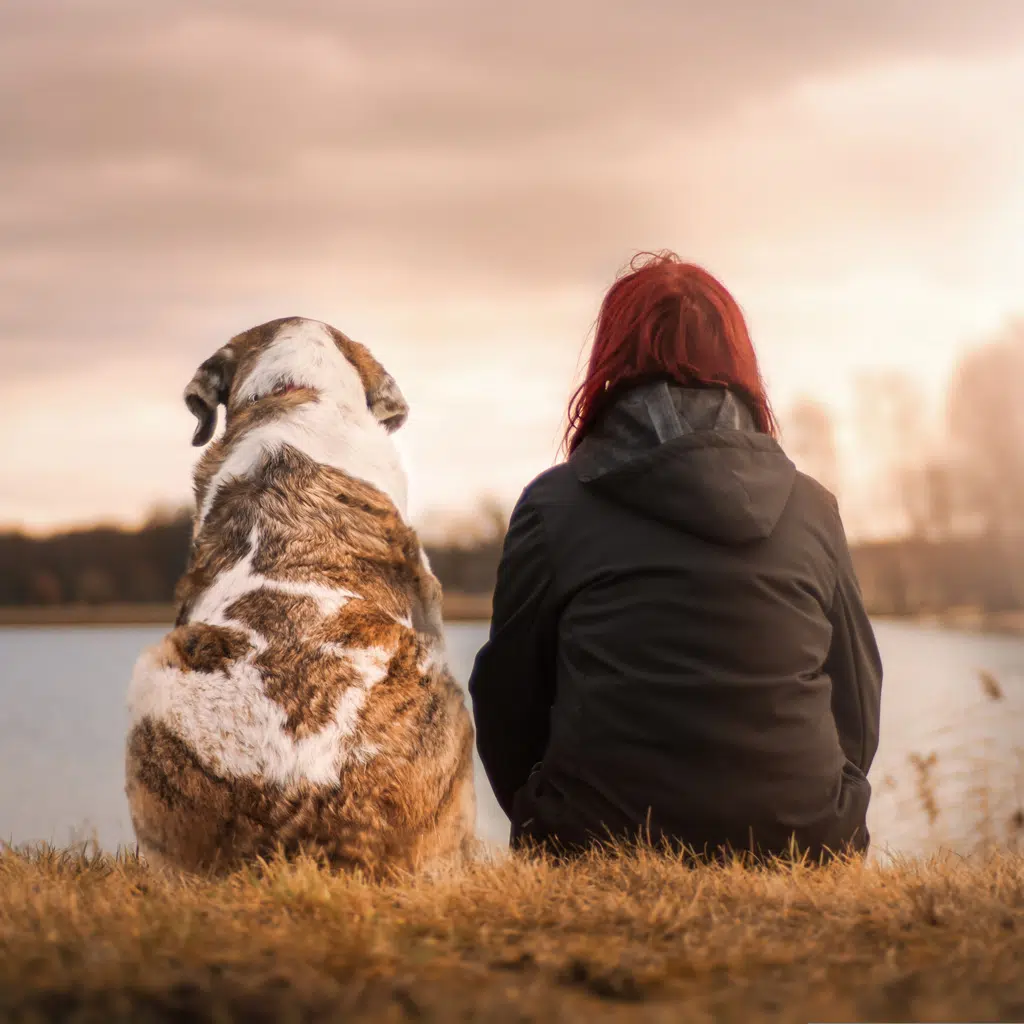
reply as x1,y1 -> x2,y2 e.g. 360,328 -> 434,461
0,593 -> 492,627
872,608 -> 1024,638
2,601 -> 1023,636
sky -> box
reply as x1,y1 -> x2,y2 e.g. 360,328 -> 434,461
2,0 -> 1023,539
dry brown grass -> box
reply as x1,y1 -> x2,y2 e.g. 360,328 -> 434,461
1,844 -> 1022,1023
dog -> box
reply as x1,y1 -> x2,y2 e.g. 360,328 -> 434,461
125,317 -> 476,877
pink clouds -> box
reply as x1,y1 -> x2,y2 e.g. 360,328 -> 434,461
0,1 -> 1022,531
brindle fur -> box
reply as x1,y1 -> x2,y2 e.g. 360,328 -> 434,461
125,319 -> 475,878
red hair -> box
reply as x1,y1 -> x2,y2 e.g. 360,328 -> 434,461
564,252 -> 777,454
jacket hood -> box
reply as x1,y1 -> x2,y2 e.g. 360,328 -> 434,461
571,380 -> 796,544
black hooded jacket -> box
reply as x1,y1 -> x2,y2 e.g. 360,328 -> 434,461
468,381 -> 883,859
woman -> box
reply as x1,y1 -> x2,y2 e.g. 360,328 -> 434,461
468,252 -> 883,861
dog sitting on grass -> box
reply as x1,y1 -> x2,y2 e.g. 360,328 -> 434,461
125,317 -> 476,877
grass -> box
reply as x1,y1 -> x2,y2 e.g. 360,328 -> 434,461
1,844 -> 1022,1023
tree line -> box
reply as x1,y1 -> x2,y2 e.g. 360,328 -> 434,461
0,506 -> 506,607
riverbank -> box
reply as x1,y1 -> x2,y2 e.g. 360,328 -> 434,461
4,601 -> 1024,636
880,606 -> 1024,637
0,593 -> 492,627
0,845 -> 1021,1023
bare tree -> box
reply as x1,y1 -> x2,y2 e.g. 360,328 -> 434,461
782,397 -> 840,498
852,370 -> 937,540
947,320 -> 1024,540
476,494 -> 510,546
943,321 -> 1024,611
912,460 -> 955,542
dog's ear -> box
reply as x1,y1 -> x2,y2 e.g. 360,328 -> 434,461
327,327 -> 410,433
369,372 -> 409,434
183,346 -> 238,446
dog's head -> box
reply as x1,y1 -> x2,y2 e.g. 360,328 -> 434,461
183,317 -> 409,446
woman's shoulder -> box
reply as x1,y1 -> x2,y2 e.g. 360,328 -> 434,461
789,468 -> 843,523
515,461 -> 582,511
790,468 -> 840,515
787,469 -> 848,562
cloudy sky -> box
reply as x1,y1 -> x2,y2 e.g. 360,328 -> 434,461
2,0 -> 1023,537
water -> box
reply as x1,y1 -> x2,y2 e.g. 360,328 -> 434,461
1,621 -> 1021,859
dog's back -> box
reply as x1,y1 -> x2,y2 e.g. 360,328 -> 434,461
125,318 -> 475,876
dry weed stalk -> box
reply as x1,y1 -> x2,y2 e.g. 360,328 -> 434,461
909,751 -> 940,826
978,668 -> 1005,701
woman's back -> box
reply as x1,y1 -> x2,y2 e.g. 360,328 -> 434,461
468,254 -> 882,861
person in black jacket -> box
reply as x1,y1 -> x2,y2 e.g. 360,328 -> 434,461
467,252 -> 883,862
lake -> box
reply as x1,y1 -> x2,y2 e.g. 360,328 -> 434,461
1,621 -> 1021,860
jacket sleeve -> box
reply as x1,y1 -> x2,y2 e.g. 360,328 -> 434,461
823,505 -> 883,774
468,491 -> 558,818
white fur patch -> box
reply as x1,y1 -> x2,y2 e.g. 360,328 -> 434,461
195,320 -> 408,530
127,527 -> 392,786
233,321 -> 345,402
127,654 -> 382,785
417,642 -> 446,675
